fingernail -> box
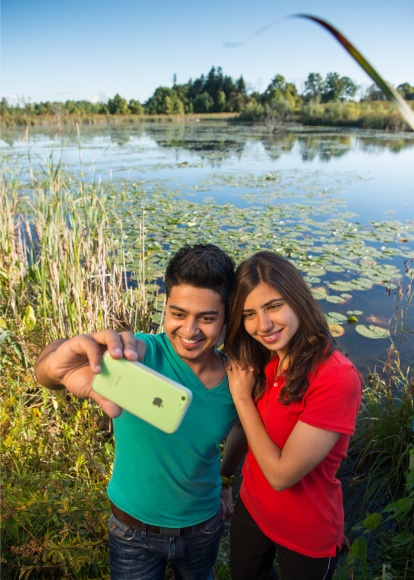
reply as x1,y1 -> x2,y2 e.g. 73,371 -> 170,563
126,349 -> 138,360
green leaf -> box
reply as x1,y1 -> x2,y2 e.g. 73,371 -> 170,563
389,534 -> 414,547
363,512 -> 382,530
355,324 -> 389,339
382,497 -> 413,515
326,312 -> 347,323
350,536 -> 368,577
23,305 -> 36,331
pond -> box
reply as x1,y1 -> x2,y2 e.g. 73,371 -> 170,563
1,120 -> 413,375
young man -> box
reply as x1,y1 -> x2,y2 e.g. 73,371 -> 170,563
35,244 -> 244,580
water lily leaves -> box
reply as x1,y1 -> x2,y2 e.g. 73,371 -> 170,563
326,312 -> 348,324
327,280 -> 355,292
326,294 -> 347,304
311,287 -> 328,300
355,325 -> 389,339
325,264 -> 344,273
329,324 -> 345,337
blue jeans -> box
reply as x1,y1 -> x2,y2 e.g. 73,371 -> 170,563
108,509 -> 224,580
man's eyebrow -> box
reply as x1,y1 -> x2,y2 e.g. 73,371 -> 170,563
168,304 -> 220,315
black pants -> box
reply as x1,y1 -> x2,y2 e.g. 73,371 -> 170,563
230,498 -> 340,580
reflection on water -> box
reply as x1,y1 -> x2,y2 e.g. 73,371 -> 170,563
1,120 -> 413,373
2,121 -> 414,159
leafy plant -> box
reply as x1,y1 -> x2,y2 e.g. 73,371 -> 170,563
337,268 -> 414,579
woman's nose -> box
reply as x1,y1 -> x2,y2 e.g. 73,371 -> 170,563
257,311 -> 273,333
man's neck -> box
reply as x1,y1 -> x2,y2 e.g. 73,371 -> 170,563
184,349 -> 225,390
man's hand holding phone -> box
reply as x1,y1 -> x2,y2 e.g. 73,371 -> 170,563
35,330 -> 146,418
92,354 -> 192,433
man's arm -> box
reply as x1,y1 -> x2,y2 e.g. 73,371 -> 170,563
35,330 -> 146,418
35,338 -> 70,390
221,420 -> 248,479
219,420 -> 248,520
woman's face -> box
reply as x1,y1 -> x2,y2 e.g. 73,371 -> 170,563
242,281 -> 300,359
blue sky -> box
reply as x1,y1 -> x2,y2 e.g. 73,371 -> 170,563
1,0 -> 413,105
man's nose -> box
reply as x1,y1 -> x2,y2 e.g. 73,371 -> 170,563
181,317 -> 199,335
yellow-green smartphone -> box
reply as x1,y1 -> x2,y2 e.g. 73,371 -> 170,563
92,352 -> 192,433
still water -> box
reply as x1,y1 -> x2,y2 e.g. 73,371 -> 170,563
1,120 -> 413,374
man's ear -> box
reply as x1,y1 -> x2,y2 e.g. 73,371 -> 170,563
217,325 -> 226,349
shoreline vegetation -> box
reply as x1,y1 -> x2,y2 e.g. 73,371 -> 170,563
2,103 -> 414,133
2,66 -> 414,132
1,122 -> 413,577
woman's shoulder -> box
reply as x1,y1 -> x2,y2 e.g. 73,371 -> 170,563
313,350 -> 362,394
326,349 -> 358,370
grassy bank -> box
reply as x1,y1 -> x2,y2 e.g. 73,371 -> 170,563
1,163 -> 413,579
1,102 -> 413,131
0,112 -> 239,128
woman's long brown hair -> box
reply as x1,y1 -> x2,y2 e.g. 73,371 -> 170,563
224,251 -> 335,403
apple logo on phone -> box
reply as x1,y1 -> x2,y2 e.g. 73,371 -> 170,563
153,397 -> 163,407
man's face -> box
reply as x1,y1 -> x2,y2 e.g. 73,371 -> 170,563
165,285 -> 226,367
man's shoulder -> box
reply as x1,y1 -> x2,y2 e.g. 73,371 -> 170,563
134,332 -> 165,345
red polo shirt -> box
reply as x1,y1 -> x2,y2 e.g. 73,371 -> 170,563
240,350 -> 362,557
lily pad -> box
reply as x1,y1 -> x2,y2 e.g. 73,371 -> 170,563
326,312 -> 348,324
329,324 -> 345,337
355,325 -> 390,339
326,295 -> 347,304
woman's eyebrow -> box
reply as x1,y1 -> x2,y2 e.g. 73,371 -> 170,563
242,298 -> 283,313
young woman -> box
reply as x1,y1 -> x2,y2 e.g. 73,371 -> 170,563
223,251 -> 362,580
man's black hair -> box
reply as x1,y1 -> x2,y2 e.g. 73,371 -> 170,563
165,244 -> 235,317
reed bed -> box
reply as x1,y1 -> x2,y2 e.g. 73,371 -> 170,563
0,160 -> 164,343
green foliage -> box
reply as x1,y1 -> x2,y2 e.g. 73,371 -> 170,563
397,83 -> 414,101
107,93 -> 129,115
299,100 -> 414,130
263,74 -> 300,109
303,72 -> 324,102
363,83 -> 389,102
193,92 -> 215,114
238,99 -> 265,122
1,66 -> 413,131
343,449 -> 414,579
145,87 -> 185,115
1,365 -> 113,578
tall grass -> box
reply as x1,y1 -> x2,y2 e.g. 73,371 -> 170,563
1,161 -> 166,578
300,101 -> 413,131
0,160 -> 164,341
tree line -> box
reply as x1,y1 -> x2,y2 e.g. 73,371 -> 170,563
1,66 -> 414,119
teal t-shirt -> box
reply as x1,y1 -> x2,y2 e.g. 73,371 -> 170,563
107,333 -> 238,527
